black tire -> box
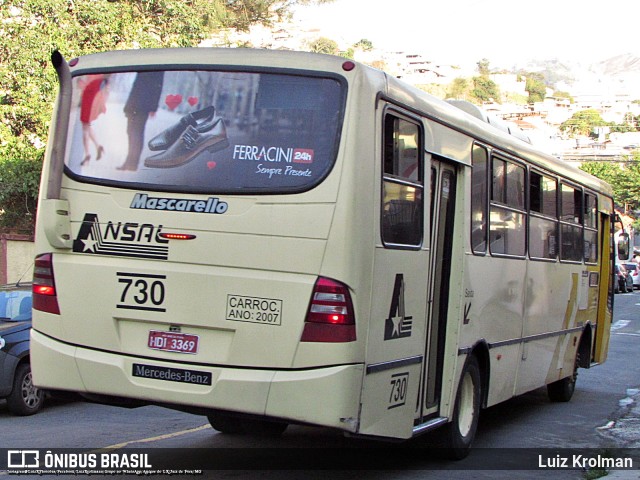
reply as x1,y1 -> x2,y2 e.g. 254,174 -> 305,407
6,363 -> 45,416
208,414 -> 288,436
207,414 -> 246,434
547,357 -> 578,402
250,419 -> 288,436
442,355 -> 481,460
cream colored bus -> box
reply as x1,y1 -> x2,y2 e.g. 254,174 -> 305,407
32,48 -> 615,458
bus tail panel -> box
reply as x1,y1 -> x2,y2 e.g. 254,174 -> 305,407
30,329 -> 362,432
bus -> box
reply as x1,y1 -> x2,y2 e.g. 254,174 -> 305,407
32,48 -> 616,458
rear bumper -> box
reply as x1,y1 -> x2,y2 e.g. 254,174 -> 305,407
30,329 -> 363,431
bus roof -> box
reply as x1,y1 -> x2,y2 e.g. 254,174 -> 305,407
382,73 -> 614,200
66,47 -> 613,201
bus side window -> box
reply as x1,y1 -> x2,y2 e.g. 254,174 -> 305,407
471,144 -> 488,254
529,171 -> 558,260
381,113 -> 424,247
489,155 -> 526,257
584,192 -> 598,264
560,183 -> 584,262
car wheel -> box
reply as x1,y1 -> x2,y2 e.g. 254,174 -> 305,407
6,363 -> 45,416
442,355 -> 481,460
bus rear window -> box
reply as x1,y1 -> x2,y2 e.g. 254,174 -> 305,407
64,70 -> 345,194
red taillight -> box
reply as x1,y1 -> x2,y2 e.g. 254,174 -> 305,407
33,253 -> 60,315
158,232 -> 197,240
301,277 -> 356,342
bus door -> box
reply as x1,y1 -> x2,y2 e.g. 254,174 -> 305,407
594,211 -> 613,363
358,110 -> 429,439
419,158 -> 457,422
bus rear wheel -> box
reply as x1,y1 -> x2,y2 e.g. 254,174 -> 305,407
547,356 -> 578,402
208,414 -> 288,436
443,355 -> 481,460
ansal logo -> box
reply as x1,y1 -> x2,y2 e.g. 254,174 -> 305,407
384,274 -> 413,340
73,213 -> 169,260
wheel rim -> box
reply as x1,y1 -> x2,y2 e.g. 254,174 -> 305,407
458,372 -> 476,437
21,371 -> 41,409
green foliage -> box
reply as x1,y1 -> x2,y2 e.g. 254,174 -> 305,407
447,77 -> 469,100
308,36 -> 339,55
471,76 -> 500,103
340,47 -> 355,59
560,109 -> 637,137
0,0 -> 326,234
580,158 -> 640,211
579,161 -> 621,185
462,58 -> 500,104
552,90 -> 573,102
354,38 -> 373,51
476,58 -> 491,76
0,157 -> 42,233
524,73 -> 547,103
560,109 -> 609,137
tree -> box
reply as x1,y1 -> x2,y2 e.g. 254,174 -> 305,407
610,160 -> 640,210
559,109 -> 609,137
524,73 -> 547,103
579,161 -> 621,186
308,37 -> 339,55
580,157 -> 640,212
471,76 -> 500,103
467,58 -> 500,104
0,0 -> 330,234
476,58 -> 491,76
354,39 -> 373,51
447,78 -> 469,100
0,157 -> 41,234
553,90 -> 573,103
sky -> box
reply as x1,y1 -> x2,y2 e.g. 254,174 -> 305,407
293,0 -> 640,67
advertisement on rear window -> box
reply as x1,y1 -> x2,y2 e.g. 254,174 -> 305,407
64,70 -> 345,193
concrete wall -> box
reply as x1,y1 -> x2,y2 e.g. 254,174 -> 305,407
0,234 -> 35,284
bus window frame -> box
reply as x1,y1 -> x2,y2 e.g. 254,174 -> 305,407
528,168 -> 559,262
471,143 -> 489,256
488,152 -> 527,259
62,65 -> 349,196
558,181 -> 585,264
583,190 -> 599,265
380,108 -> 425,250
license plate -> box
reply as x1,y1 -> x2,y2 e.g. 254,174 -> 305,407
147,330 -> 199,354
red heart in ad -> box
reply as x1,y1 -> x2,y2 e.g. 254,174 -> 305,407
207,161 -> 217,170
187,96 -> 199,106
165,94 -> 182,111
